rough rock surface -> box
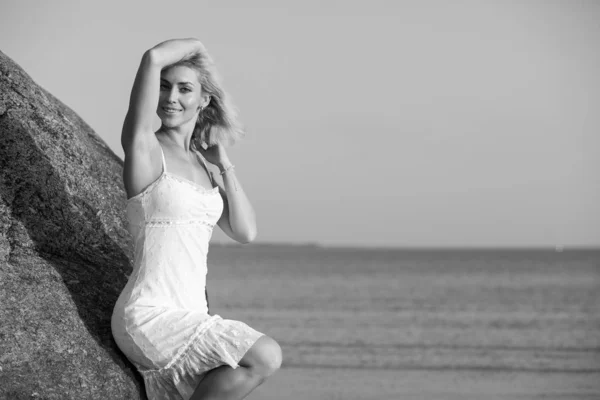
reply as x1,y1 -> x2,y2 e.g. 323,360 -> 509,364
0,50 -> 145,399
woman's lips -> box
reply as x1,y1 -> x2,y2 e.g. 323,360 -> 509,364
162,107 -> 182,114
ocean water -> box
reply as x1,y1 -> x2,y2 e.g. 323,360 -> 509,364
205,245 -> 600,398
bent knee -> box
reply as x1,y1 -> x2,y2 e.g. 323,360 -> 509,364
262,336 -> 282,374
245,335 -> 282,377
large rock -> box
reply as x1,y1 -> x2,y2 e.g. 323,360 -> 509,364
0,50 -> 144,398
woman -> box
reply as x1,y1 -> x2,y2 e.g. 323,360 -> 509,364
111,38 -> 282,400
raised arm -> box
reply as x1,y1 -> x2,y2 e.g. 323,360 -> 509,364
121,38 -> 206,152
196,144 -> 257,244
214,167 -> 258,245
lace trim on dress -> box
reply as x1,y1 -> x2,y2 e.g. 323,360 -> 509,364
165,174 -> 219,195
147,219 -> 215,228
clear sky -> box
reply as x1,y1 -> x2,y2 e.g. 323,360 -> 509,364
1,0 -> 598,248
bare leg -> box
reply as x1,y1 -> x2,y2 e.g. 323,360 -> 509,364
191,335 -> 282,400
189,364 -> 263,400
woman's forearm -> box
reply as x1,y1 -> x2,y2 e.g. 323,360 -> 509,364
147,38 -> 206,68
220,165 -> 257,243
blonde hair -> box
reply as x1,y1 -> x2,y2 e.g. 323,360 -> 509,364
165,49 -> 244,148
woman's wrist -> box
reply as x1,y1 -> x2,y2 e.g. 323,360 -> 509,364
218,162 -> 235,174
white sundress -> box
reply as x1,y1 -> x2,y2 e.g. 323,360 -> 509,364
111,145 -> 263,399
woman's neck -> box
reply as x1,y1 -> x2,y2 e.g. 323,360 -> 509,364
157,125 -> 195,154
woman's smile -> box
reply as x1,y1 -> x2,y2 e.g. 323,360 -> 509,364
162,106 -> 183,114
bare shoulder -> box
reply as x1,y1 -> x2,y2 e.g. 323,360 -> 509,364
122,133 -> 163,200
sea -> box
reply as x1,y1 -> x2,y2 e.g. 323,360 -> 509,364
205,244 -> 600,399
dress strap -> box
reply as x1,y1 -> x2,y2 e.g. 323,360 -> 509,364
194,150 -> 215,187
158,145 -> 167,173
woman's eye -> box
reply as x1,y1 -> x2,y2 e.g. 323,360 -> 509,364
160,84 -> 168,90
181,88 -> 191,93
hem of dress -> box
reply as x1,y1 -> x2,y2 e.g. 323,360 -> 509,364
137,313 -> 222,374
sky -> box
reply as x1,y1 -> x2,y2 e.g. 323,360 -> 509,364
0,0 -> 598,248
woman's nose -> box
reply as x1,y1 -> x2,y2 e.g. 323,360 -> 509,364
167,88 -> 178,103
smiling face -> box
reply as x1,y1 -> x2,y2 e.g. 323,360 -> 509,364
157,66 -> 208,129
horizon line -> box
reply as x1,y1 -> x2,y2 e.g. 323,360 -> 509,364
210,241 -> 600,251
